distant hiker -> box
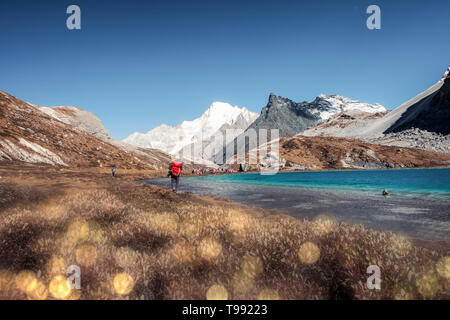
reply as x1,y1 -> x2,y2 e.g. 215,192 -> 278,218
168,161 -> 182,193
111,166 -> 116,177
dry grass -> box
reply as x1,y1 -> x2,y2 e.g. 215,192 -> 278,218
0,181 -> 449,300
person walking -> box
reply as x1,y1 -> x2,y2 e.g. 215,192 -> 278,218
168,161 -> 182,193
111,165 -> 116,177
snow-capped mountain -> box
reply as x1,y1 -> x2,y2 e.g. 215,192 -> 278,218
123,102 -> 259,156
303,67 -> 450,153
241,93 -> 385,138
309,94 -> 386,120
216,93 -> 386,162
317,66 -> 450,140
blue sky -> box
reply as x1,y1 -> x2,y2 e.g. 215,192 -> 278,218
0,0 -> 449,140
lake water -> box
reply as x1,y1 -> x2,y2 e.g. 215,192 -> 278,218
145,168 -> 450,240
185,168 -> 450,196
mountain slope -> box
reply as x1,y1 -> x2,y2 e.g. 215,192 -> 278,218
279,136 -> 450,170
224,136 -> 450,171
359,67 -> 449,138
303,110 -> 388,138
384,67 -> 450,135
303,67 -> 450,153
36,105 -> 110,139
0,90 -> 171,169
123,102 -> 258,155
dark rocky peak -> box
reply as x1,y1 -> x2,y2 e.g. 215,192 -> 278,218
267,93 -> 295,109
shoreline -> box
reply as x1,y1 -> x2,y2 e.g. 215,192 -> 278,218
145,171 -> 450,241
181,165 -> 450,180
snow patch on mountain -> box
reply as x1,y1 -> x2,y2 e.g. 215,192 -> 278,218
309,94 -> 386,120
0,138 -> 67,165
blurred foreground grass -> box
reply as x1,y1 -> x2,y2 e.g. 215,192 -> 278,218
0,180 -> 449,300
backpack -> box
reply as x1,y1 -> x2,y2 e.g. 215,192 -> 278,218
171,162 -> 182,177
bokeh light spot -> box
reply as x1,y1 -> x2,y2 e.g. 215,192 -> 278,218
198,238 -> 222,261
436,256 -> 450,279
417,274 -> 440,298
67,220 -> 89,242
46,256 -> 66,276
113,273 -> 135,295
49,275 -> 71,299
15,270 -> 37,294
206,284 -> 228,300
0,269 -> 14,292
75,244 -> 98,266
298,242 -> 320,264
27,280 -> 48,300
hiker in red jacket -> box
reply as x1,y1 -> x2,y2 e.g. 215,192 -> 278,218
168,161 -> 182,193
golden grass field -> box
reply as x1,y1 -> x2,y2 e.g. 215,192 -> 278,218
0,165 -> 449,300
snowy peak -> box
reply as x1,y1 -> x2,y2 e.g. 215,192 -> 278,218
197,102 -> 249,130
264,93 -> 385,121
310,94 -> 386,120
123,101 -> 258,154
200,102 -> 257,126
204,101 -> 235,114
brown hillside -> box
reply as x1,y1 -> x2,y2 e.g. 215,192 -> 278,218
0,90 -> 170,169
280,136 -> 450,170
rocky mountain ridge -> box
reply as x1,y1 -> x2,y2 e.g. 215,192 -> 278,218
217,93 -> 386,163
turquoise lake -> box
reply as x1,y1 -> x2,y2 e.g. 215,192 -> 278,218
186,168 -> 450,196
